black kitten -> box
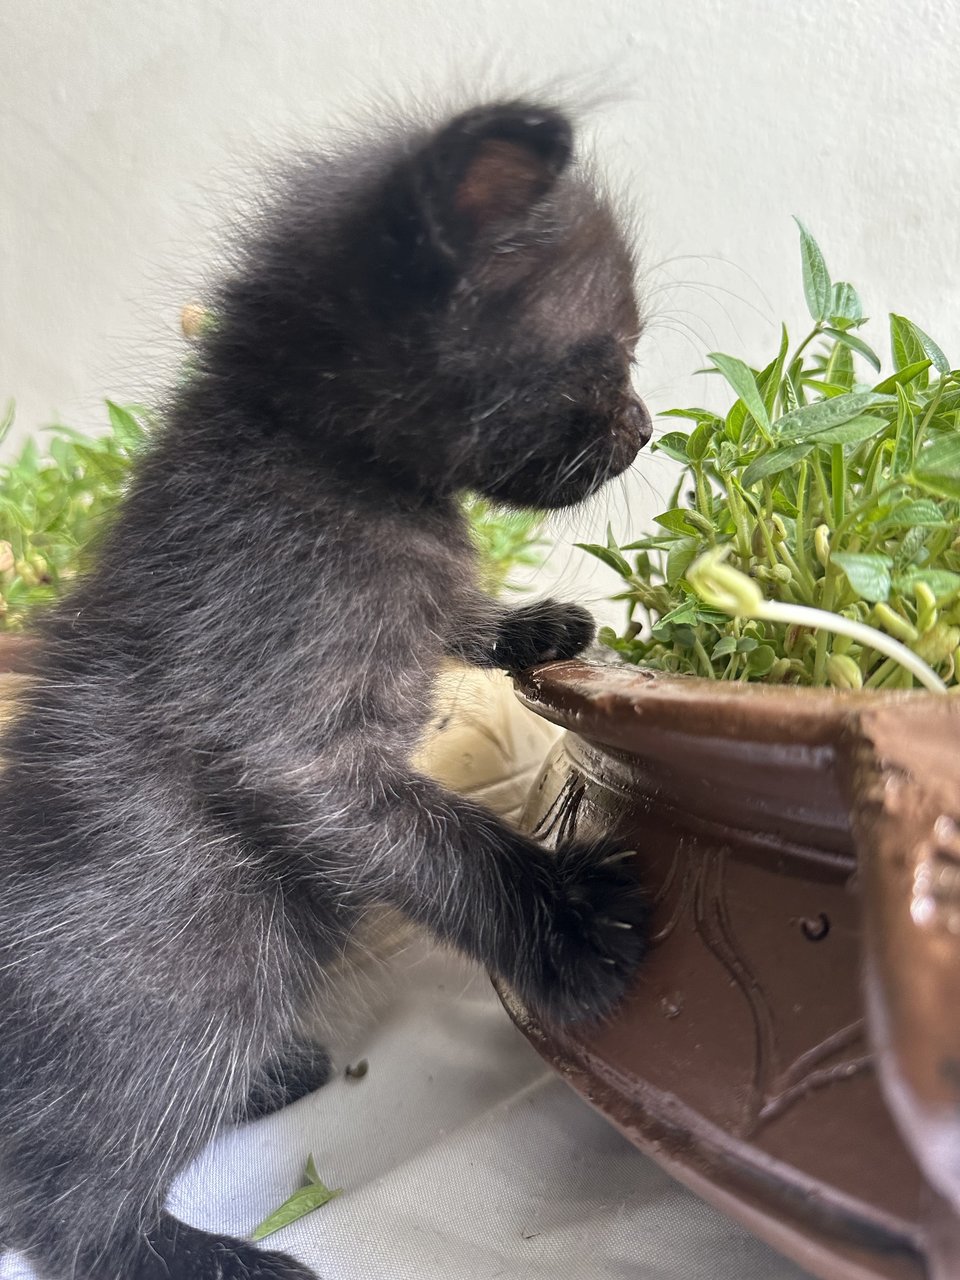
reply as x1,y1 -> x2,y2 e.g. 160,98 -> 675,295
0,101 -> 650,1279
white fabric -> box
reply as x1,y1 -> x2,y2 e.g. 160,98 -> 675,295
1,941 -> 811,1280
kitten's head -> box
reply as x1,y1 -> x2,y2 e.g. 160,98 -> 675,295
218,102 -> 650,508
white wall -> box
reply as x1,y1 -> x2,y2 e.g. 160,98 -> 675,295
3,0 -> 959,614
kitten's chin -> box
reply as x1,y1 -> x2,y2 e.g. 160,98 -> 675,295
477,401 -> 651,510
484,462 -> 627,511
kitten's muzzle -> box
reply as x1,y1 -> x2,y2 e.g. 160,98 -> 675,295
623,397 -> 652,449
606,396 -> 651,478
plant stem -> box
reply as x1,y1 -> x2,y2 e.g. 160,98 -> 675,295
687,546 -> 948,694
835,477 -> 905,541
776,543 -> 811,597
864,655 -> 898,689
726,482 -> 753,562
694,465 -> 712,519
914,377 -> 947,452
692,633 -> 716,678
790,325 -> 823,368
830,445 -> 845,526
811,454 -> 833,527
812,567 -> 836,685
794,461 -> 812,591
756,513 -> 780,573
757,599 -> 946,692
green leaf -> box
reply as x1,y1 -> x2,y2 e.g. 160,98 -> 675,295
890,314 -> 930,385
781,368 -> 801,413
824,339 -> 855,391
831,552 -> 893,603
740,442 -> 813,487
800,378 -> 852,399
757,325 -> 790,415
711,635 -> 738,658
823,327 -> 881,373
771,391 -> 894,441
794,218 -> 832,322
686,419 -> 715,462
655,598 -> 700,628
911,322 -> 950,376
650,431 -> 690,463
746,644 -> 777,675
911,473 -> 960,501
697,606 -> 731,627
829,281 -> 863,329
663,623 -> 698,648
915,435 -> 960,477
574,543 -> 633,579
16,437 -> 40,475
251,1180 -> 341,1242
659,408 -> 723,427
877,500 -> 947,529
708,353 -> 771,435
653,509 -> 700,536
894,525 -> 929,571
716,440 -> 739,474
807,414 -> 888,446
620,535 -> 675,551
105,400 -> 146,450
874,359 -> 933,394
724,396 -> 749,445
891,385 -> 916,475
895,568 -> 960,602
666,536 -> 699,586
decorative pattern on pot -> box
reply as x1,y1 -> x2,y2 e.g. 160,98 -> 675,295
498,659 -> 960,1280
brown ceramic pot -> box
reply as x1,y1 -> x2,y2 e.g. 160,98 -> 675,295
498,659 -> 960,1280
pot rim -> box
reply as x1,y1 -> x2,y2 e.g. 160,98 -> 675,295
514,658 -> 953,752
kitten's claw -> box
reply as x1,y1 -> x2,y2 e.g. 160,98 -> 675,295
599,849 -> 637,866
516,837 -> 647,1025
596,915 -> 633,930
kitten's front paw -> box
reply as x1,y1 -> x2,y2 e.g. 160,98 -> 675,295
520,839 -> 647,1025
493,600 -> 595,673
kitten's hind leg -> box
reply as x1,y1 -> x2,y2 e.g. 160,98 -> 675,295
237,1041 -> 333,1123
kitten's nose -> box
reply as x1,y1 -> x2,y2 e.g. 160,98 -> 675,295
623,398 -> 652,449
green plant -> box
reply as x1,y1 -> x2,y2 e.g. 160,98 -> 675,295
580,221 -> 960,691
0,400 -> 546,632
463,494 -> 548,595
0,400 -> 149,630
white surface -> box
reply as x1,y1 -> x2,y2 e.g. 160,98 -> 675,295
4,2 -> 960,622
1,941 -> 813,1280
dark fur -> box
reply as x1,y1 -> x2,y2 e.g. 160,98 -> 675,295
0,101 -> 650,1278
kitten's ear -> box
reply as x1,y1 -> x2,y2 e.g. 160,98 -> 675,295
414,103 -> 573,256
